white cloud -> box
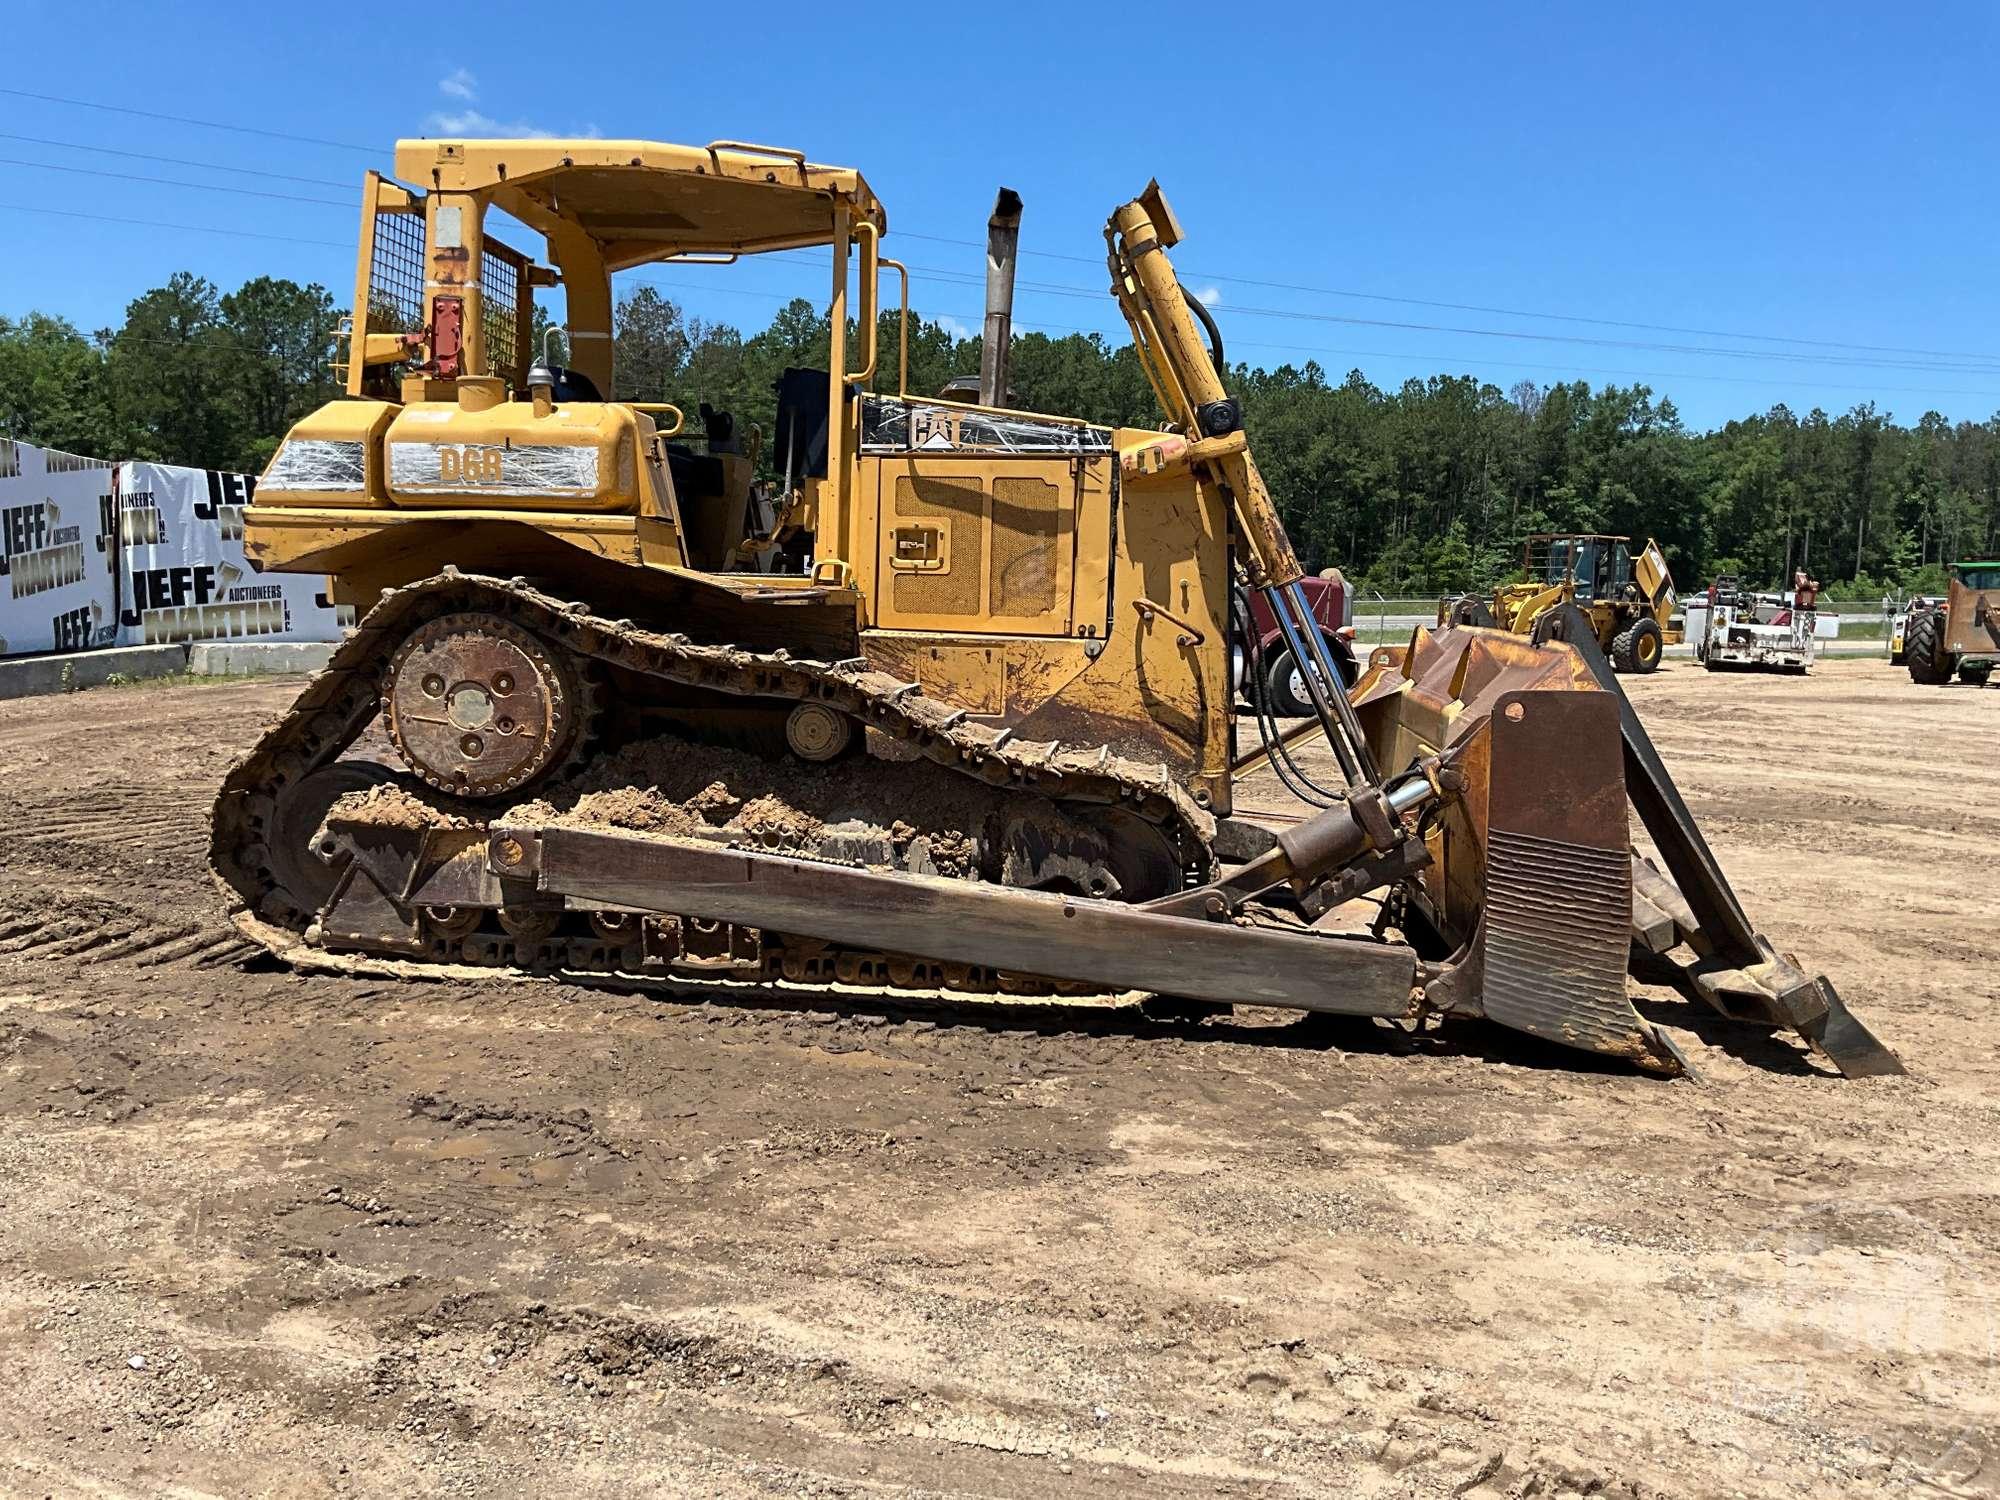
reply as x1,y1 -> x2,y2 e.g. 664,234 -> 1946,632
428,107 -> 560,137
1193,285 -> 1223,308
936,314 -> 973,339
424,71 -> 599,137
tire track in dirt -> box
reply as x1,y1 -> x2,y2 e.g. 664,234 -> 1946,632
0,665 -> 1995,1497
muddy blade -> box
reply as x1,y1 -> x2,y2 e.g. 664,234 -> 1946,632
1350,626 -> 1680,1072
1537,605 -> 1905,1079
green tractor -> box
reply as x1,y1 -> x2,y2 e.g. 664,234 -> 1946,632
1905,561 -> 1998,687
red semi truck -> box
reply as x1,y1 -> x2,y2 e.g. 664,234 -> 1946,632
1240,570 -> 1358,715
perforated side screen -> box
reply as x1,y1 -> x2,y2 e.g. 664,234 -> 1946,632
990,477 -> 1059,617
892,475 -> 985,616
480,239 -> 530,387
366,206 -> 426,336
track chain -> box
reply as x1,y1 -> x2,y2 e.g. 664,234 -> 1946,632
211,570 -> 1215,986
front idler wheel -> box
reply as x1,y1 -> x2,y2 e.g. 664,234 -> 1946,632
265,760 -> 399,919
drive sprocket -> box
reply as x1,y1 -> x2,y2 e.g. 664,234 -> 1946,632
382,611 -> 588,798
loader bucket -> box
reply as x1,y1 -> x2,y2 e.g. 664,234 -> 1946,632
1348,611 -> 1900,1078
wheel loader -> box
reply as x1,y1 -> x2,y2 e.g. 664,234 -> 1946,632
1444,534 -> 1681,673
210,136 -> 1900,1079
1904,561 -> 1999,686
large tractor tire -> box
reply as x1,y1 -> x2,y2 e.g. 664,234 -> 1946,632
1611,616 -> 1664,674
1905,610 -> 1956,685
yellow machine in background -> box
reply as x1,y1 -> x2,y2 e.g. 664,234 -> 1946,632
1446,533 -> 1681,673
207,135 -> 1895,1079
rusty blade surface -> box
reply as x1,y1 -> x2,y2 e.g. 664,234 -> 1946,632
1482,688 -> 1677,1071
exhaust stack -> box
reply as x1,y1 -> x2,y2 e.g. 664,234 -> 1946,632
979,187 -> 1023,408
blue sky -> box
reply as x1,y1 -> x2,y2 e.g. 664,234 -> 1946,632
3,0 -> 1997,428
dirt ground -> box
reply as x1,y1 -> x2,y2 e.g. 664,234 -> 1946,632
0,658 -> 1994,1499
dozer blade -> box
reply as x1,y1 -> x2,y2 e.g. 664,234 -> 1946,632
1351,635 -> 1681,1072
1479,686 -> 1674,1067
1538,605 -> 1902,1078
1350,610 -> 1900,1078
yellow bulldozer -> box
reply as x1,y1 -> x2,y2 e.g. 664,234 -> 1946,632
1444,533 -> 1681,672
209,136 -> 1897,1078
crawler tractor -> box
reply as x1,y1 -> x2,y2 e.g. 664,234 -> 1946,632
211,137 -> 1898,1078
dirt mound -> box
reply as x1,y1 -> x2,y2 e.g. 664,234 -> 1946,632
0,665 -> 1995,1496
406,733 -> 1019,872
326,782 -> 471,832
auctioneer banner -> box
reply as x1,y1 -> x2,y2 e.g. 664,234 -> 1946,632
116,461 -> 347,645
0,437 -> 120,656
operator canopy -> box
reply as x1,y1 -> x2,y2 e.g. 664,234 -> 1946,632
392,138 -> 888,270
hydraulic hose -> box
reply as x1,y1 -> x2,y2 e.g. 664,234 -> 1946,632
1185,289 -> 1226,376
1234,582 -> 1345,807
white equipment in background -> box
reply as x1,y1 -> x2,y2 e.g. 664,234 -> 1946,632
1687,574 -> 1826,673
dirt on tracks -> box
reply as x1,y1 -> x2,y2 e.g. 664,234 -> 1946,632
0,660 -> 1994,1498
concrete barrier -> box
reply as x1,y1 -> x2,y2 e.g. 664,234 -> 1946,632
186,642 -> 336,677
0,644 -> 190,701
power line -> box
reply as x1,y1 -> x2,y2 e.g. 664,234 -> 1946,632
10,170 -> 1998,405
890,228 -> 2000,367
0,157 -> 352,209
627,271 -> 2000,401
20,103 -> 1994,370
0,202 -> 350,249
759,250 -> 2000,377
6,208 -> 1989,403
0,133 -> 355,190
0,88 -> 379,156
14,110 -> 1994,374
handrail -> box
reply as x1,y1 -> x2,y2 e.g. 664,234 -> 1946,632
880,255 -> 910,395
707,141 -> 809,180
845,221 -> 880,387
628,402 -> 684,436
1132,597 -> 1207,647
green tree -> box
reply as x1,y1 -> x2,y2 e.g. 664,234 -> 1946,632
0,313 -> 113,456
220,277 -> 341,469
102,273 -> 243,469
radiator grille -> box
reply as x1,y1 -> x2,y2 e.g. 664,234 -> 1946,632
365,204 -> 426,338
480,239 -> 529,387
989,477 -> 1059,617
